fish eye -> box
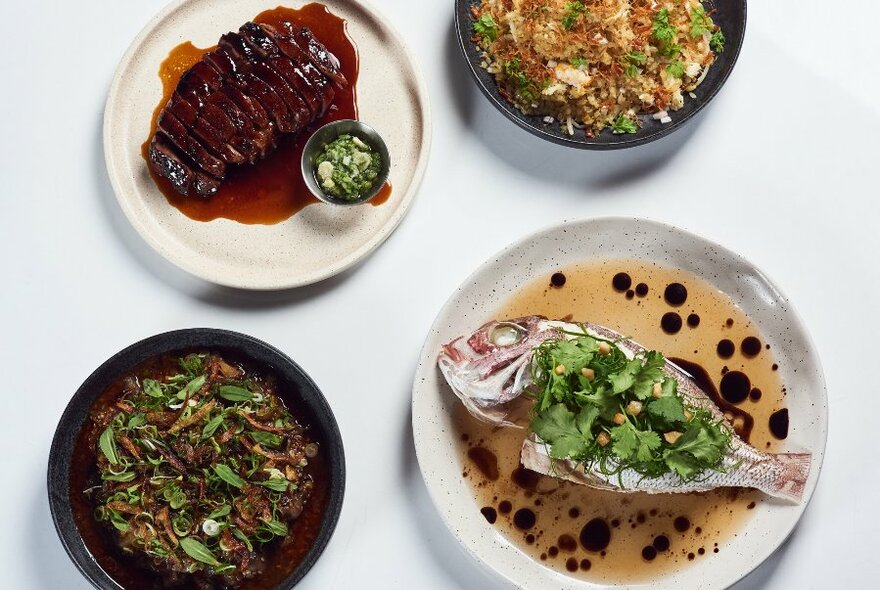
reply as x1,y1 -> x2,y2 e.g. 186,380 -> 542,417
489,323 -> 523,347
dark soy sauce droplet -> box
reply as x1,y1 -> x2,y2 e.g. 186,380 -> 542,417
548,546 -> 559,557
720,371 -> 751,404
558,534 -> 577,552
481,507 -> 497,524
747,502 -> 756,509
698,548 -> 706,555
626,290 -> 635,299
636,283 -> 649,296
661,312 -> 682,334
511,466 -> 539,491
673,516 -> 690,532
750,387 -> 762,401
695,527 -> 702,534
467,447 -> 499,480
688,553 -> 695,561
642,546 -> 657,561
769,408 -> 789,439
580,518 -> 611,552
664,283 -> 688,306
636,512 -> 646,524
716,339 -> 735,358
498,500 -> 512,514
653,535 -> 670,552
550,272 -> 566,287
566,557 -> 579,572
513,508 -> 536,530
580,559 -> 592,571
772,363 -> 779,371
726,318 -> 734,327
568,507 -> 580,519
741,336 -> 762,357
687,313 -> 700,327
525,534 -> 535,544
613,272 -> 632,291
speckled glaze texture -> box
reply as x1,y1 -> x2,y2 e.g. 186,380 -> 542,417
454,0 -> 746,149
411,218 -> 827,589
47,329 -> 346,590
104,0 -> 431,289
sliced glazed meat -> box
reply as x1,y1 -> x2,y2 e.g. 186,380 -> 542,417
149,136 -> 220,197
218,34 -> 311,128
205,48 -> 296,133
157,111 -> 225,178
261,23 -> 347,89
239,22 -> 330,117
147,20 -> 347,197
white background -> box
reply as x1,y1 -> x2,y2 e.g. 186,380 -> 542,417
2,0 -> 878,588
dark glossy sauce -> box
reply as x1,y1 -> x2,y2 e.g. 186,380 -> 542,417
142,4 -> 391,225
661,312 -> 682,334
612,272 -> 632,291
69,352 -> 330,590
716,339 -> 735,359
467,446 -> 499,480
769,408 -> 789,439
551,272 -> 567,287
580,518 -> 611,552
635,283 -> 649,297
741,336 -> 762,357
686,313 -> 700,327
664,283 -> 688,306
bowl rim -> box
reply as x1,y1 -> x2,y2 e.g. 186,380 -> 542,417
453,0 -> 748,150
47,328 -> 346,590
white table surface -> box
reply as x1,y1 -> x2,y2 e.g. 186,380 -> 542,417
2,0 -> 878,588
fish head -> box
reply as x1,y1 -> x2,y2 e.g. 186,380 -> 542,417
437,316 -> 560,426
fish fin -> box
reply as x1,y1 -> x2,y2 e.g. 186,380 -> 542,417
770,453 -> 812,503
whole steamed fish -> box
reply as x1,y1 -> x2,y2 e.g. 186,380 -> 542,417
439,316 -> 811,503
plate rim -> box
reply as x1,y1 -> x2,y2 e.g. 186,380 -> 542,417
103,0 -> 432,290
411,216 -> 828,589
453,0 -> 747,150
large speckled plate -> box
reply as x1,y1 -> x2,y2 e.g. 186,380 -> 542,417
411,218 -> 827,589
105,0 -> 430,289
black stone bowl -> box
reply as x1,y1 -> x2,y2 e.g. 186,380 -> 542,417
454,0 -> 747,149
47,329 -> 345,589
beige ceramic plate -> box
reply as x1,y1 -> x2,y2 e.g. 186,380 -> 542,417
412,217 -> 827,589
104,0 -> 430,289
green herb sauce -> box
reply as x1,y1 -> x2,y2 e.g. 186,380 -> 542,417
314,134 -> 382,200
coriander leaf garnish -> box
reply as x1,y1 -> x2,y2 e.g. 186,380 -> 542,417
689,5 -> 714,38
652,8 -> 681,58
473,14 -> 499,42
666,60 -> 686,79
562,1 -> 588,31
611,114 -> 639,134
710,29 -> 725,53
528,327 -> 731,484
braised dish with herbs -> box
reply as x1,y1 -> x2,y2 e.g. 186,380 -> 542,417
82,352 -> 322,588
470,0 -> 725,136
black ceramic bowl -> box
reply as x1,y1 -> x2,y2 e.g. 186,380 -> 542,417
454,0 -> 747,149
47,329 -> 345,590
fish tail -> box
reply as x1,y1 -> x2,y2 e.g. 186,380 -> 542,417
769,453 -> 812,503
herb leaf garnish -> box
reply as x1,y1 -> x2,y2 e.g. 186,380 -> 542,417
529,327 -> 731,484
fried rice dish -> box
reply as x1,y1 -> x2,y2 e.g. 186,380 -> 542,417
470,0 -> 725,136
